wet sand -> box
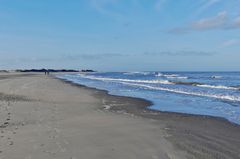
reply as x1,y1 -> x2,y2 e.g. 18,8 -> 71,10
0,73 -> 240,159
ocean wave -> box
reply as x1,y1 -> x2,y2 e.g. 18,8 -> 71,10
79,75 -> 174,85
171,81 -> 239,90
80,74 -> 239,90
123,72 -> 150,75
196,84 -> 239,90
233,86 -> 240,89
120,82 -> 240,102
171,81 -> 202,86
159,74 -> 188,79
163,74 -> 179,77
166,76 -> 188,79
211,76 -> 222,79
155,73 -> 163,77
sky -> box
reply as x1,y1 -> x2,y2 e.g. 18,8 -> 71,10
0,0 -> 240,71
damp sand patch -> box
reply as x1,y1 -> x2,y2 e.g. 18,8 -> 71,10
0,93 -> 33,102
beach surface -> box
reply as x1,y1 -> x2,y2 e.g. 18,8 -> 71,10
0,73 -> 240,159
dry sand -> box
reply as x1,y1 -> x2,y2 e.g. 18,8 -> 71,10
0,73 -> 239,159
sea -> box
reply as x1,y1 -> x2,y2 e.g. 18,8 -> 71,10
57,72 -> 240,125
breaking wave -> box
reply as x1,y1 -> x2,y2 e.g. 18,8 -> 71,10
196,84 -> 239,90
120,82 -> 240,102
79,74 -> 240,90
79,75 -> 174,84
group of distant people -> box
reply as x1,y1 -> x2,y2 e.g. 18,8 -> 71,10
44,71 -> 50,75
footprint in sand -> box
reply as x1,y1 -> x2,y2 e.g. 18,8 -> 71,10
8,141 -> 13,146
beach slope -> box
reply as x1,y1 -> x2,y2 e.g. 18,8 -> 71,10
0,73 -> 183,159
0,73 -> 239,159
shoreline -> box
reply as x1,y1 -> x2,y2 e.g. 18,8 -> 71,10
56,75 -> 240,158
56,76 -> 240,127
1,73 -> 240,159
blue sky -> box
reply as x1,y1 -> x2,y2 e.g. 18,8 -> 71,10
0,0 -> 240,71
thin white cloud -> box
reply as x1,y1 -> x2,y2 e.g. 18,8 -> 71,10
222,39 -> 239,47
169,11 -> 240,34
144,50 -> 217,56
155,0 -> 166,11
191,11 -> 227,30
1,53 -> 128,63
90,0 -> 168,14
89,0 -> 127,20
232,16 -> 240,28
201,0 -> 221,10
197,0 -> 222,15
90,0 -> 118,13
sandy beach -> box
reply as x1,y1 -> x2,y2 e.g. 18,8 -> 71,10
0,73 -> 240,159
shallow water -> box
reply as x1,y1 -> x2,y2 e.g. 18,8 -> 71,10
57,72 -> 240,125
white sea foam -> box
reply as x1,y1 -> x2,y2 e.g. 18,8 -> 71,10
211,76 -> 222,79
58,74 -> 240,125
79,75 -> 174,85
123,72 -> 150,75
79,74 -> 239,90
163,74 -> 179,77
155,73 -> 163,77
166,76 -> 188,79
160,74 -> 188,79
196,84 -> 239,90
120,82 -> 240,102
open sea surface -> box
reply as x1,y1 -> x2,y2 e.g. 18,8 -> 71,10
57,72 -> 240,125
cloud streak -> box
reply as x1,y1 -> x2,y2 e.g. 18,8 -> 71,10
62,53 -> 127,60
90,0 -> 118,13
232,16 -> 240,28
1,50 -> 218,65
143,50 -> 217,56
169,11 -> 240,34
155,0 -> 167,11
0,53 -> 128,64
191,11 -> 227,30
198,0 -> 222,13
89,0 -> 126,20
222,39 -> 239,47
